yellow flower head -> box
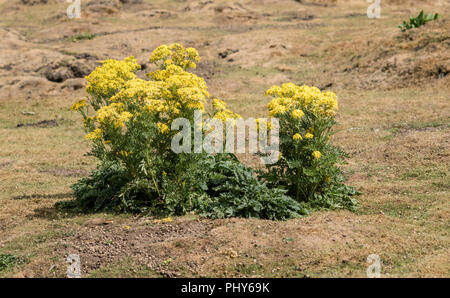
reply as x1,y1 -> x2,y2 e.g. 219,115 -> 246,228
85,128 -> 102,140
304,133 -> 314,139
71,99 -> 88,111
118,111 -> 133,124
312,150 -> 322,159
96,103 -> 131,128
149,45 -> 171,63
111,79 -> 164,103
161,217 -> 172,223
212,98 -> 227,111
86,57 -> 140,99
267,102 -> 288,116
213,109 -> 241,123
265,85 -> 282,97
150,44 -> 199,70
157,122 -> 170,134
293,133 -> 303,141
265,83 -> 338,117
291,109 -> 304,119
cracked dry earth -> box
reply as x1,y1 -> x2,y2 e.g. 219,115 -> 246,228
0,0 -> 449,277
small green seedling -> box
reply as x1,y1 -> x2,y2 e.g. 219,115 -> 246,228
398,10 -> 440,32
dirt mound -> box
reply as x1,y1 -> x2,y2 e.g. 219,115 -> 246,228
79,0 -> 149,16
183,0 -> 258,22
214,34 -> 293,68
20,0 -> 51,5
0,28 -> 29,49
0,29 -> 96,98
328,20 -> 450,89
119,0 -> 143,4
0,47 -> 96,80
16,119 -> 60,128
279,10 -> 315,21
40,58 -> 98,83
84,0 -> 123,15
184,0 -> 250,13
294,0 -> 337,7
381,0 -> 440,5
135,9 -> 174,18
0,76 -> 57,100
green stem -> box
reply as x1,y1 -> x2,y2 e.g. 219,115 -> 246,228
145,150 -> 161,197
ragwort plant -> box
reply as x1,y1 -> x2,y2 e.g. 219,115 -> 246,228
259,83 -> 358,210
70,45 -> 213,214
65,44 -> 305,218
64,44 -> 358,219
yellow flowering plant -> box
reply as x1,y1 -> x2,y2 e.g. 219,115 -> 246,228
67,44 -> 356,217
68,44 -> 306,219
69,44 -> 235,214
259,83 -> 358,210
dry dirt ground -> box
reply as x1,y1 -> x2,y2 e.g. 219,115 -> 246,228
0,0 -> 449,277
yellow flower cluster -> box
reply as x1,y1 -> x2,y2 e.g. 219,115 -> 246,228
71,99 -> 88,111
212,98 -> 241,123
86,57 -> 141,99
161,216 -> 173,223
213,110 -> 242,123
148,63 -> 209,113
149,43 -> 199,70
96,103 -> 133,128
157,122 -> 170,134
293,133 -> 303,141
212,98 -> 227,111
266,83 -> 338,117
154,216 -> 173,223
312,150 -> 322,159
111,79 -> 164,103
110,78 -> 180,116
304,132 -> 314,139
85,128 -> 102,140
291,109 -> 304,119
149,64 -> 184,81
76,44 -> 242,153
169,74 -> 209,106
145,99 -> 169,113
292,132 -> 314,141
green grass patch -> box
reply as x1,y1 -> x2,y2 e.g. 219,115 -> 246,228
401,167 -> 447,181
88,257 -> 162,278
399,10 -> 440,32
0,254 -> 23,272
66,32 -> 97,42
234,263 -> 264,276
